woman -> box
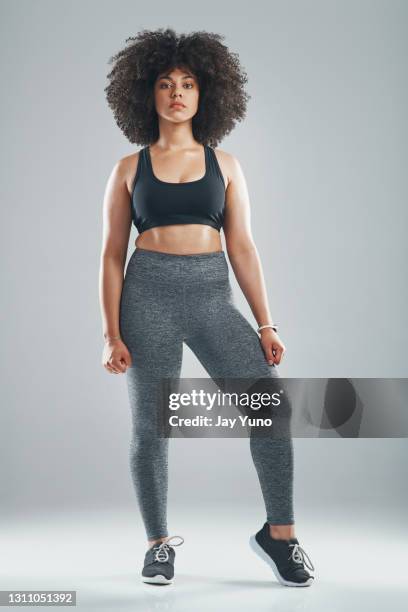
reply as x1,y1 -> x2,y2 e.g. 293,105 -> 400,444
100,28 -> 315,587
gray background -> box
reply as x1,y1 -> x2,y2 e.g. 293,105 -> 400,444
1,0 -> 407,522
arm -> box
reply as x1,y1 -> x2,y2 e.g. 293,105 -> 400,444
99,157 -> 133,373
221,152 -> 286,365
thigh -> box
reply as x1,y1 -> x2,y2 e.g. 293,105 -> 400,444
120,276 -> 184,436
184,282 -> 291,434
119,276 -> 184,379
185,280 -> 280,380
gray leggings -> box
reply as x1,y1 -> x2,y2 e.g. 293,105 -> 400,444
119,247 -> 294,540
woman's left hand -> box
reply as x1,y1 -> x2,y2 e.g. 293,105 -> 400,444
258,328 -> 286,366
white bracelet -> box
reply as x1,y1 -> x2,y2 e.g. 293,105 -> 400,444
257,324 -> 278,333
104,334 -> 121,343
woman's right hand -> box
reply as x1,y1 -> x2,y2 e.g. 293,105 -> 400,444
102,338 -> 133,374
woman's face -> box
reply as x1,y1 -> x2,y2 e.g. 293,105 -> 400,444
153,66 -> 199,124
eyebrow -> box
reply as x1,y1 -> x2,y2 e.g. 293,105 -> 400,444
158,73 -> 195,80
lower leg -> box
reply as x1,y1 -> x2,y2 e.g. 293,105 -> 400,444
127,376 -> 175,546
129,433 -> 170,545
250,435 -> 295,537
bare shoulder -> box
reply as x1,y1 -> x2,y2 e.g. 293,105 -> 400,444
213,148 -> 243,186
115,150 -> 142,196
212,147 -> 242,189
212,147 -> 238,167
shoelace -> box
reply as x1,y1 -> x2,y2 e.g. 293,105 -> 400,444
288,543 -> 315,571
152,535 -> 185,563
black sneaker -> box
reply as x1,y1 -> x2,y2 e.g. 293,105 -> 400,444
249,523 -> 315,587
141,535 -> 184,585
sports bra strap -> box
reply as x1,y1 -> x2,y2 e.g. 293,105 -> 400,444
206,146 -> 225,185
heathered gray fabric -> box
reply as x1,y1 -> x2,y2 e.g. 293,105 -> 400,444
119,247 -> 294,540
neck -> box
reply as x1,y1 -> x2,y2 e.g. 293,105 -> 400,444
155,121 -> 198,151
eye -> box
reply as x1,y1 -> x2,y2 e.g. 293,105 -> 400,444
158,81 -> 194,89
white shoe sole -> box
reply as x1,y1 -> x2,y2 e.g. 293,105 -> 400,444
249,535 -> 314,587
142,573 -> 173,585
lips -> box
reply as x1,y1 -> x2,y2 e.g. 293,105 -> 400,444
170,103 -> 185,109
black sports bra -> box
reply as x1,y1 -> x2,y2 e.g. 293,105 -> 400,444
130,144 -> 226,235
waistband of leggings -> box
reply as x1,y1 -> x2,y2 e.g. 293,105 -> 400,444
134,247 -> 226,261
126,247 -> 229,284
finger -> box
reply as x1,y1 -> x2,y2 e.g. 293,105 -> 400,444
262,343 -> 275,365
118,358 -> 128,372
123,352 -> 133,368
107,360 -> 121,374
109,359 -> 124,374
273,346 -> 284,365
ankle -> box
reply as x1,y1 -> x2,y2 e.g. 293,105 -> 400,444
268,524 -> 296,540
148,536 -> 169,549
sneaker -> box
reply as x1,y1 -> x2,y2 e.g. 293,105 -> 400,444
141,535 -> 184,584
249,522 -> 315,587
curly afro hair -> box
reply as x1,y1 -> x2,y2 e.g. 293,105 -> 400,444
104,28 -> 250,147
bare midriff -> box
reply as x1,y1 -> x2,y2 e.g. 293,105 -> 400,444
134,224 -> 223,255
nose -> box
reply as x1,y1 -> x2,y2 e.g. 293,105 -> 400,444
172,84 -> 183,98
